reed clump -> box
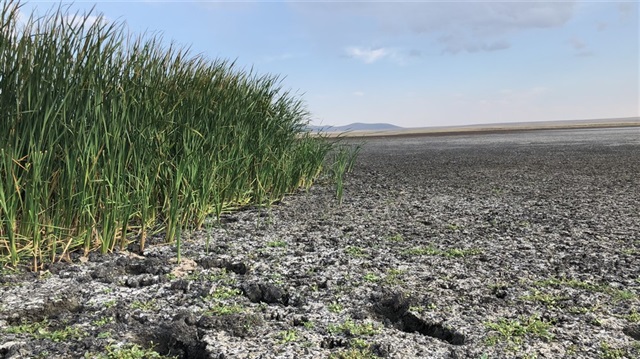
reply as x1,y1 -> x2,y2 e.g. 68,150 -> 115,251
0,1 -> 332,269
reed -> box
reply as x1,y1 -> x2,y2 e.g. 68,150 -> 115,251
0,1 -> 333,268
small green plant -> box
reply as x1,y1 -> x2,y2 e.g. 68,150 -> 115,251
485,315 -> 553,346
345,246 -> 366,258
303,321 -> 315,329
410,303 -> 437,313
363,273 -> 379,282
402,246 -> 440,256
599,341 -> 625,359
520,289 -> 568,308
610,289 -> 637,302
624,308 -> 640,322
92,343 -> 175,359
329,301 -> 343,313
278,329 -> 298,344
350,338 -> 369,349
92,316 -> 114,326
130,299 -> 157,311
207,303 -> 244,316
6,319 -> 84,342
210,286 -> 242,300
267,240 -> 287,248
386,234 -> 404,242
97,331 -> 111,339
382,268 -> 405,285
104,300 -> 117,309
328,319 -> 380,336
532,277 -> 637,301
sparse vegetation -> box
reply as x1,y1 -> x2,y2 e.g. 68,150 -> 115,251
520,289 -> 569,308
532,276 -> 637,302
130,299 -> 157,311
267,240 -> 287,248
328,301 -> 344,313
89,343 -> 176,359
599,341 -> 625,359
485,315 -> 553,346
207,303 -> 244,316
329,144 -> 362,204
328,319 -> 380,336
6,319 -> 84,342
363,273 -> 380,282
346,246 -> 367,258
278,329 -> 299,344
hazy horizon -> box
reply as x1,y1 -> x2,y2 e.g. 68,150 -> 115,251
19,1 -> 640,128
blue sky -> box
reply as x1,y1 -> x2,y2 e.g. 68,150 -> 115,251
20,1 -> 639,128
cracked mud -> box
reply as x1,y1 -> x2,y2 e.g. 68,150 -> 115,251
1,127 -> 639,358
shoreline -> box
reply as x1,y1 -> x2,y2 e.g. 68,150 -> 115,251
319,118 -> 640,138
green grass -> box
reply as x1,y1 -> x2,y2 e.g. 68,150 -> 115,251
328,301 -> 343,313
345,246 -> 367,258
485,315 -> 553,346
532,276 -> 638,302
206,303 -> 244,316
130,299 -> 157,311
520,289 -> 569,308
5,319 -> 84,342
599,341 -> 625,359
278,329 -> 299,344
363,273 -> 379,282
0,0 -> 338,268
329,144 -> 362,204
88,343 -> 176,359
267,240 -> 287,248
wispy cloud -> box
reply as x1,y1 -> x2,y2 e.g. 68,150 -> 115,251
292,2 -> 576,55
353,91 -> 365,97
345,46 -> 389,64
568,37 -> 594,57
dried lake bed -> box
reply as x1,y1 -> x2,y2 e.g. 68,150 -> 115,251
1,127 -> 639,358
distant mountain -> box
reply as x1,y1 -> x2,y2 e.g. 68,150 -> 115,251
307,122 -> 402,133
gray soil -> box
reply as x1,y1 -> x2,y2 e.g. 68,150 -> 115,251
1,127 -> 639,359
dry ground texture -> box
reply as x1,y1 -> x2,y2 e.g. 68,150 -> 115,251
1,127 -> 640,359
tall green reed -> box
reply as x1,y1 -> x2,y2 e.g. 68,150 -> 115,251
0,0 -> 332,268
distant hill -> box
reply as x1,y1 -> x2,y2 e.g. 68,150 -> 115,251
307,122 -> 402,133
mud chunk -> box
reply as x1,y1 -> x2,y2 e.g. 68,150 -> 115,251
197,313 -> 263,337
241,282 -> 289,305
624,324 -> 640,341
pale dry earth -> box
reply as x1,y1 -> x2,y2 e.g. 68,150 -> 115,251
1,127 -> 640,359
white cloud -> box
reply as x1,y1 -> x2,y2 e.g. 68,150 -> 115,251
345,46 -> 389,64
64,13 -> 108,29
344,46 -> 413,65
353,91 -> 365,97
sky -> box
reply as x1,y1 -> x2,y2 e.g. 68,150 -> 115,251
17,1 -> 640,128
